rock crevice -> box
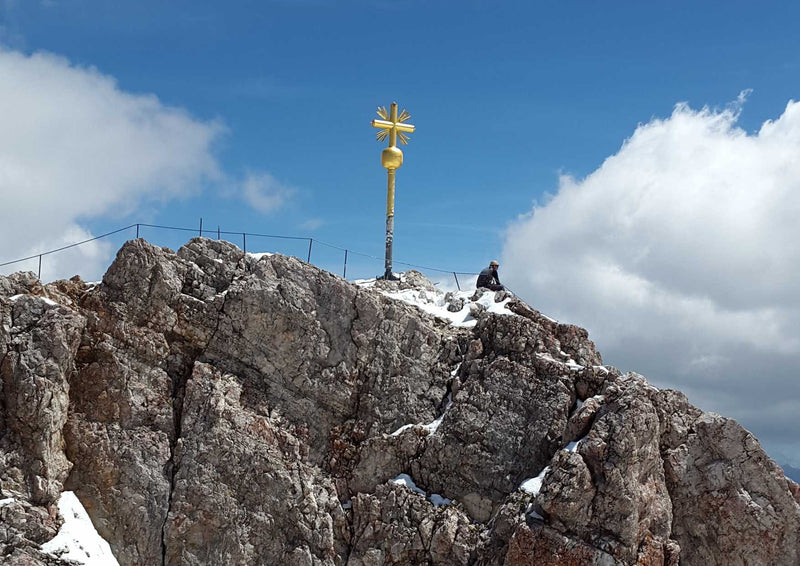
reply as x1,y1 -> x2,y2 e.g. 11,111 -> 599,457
1,238 -> 798,565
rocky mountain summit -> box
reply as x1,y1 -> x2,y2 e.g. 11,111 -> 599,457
1,237 -> 799,565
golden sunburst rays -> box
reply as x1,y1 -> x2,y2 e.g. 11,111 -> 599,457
373,105 -> 414,145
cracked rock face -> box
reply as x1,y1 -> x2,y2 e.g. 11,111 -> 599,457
348,482 -> 478,566
164,362 -> 349,565
2,237 -> 799,566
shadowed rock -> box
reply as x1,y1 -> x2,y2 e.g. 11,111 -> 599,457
1,237 -> 798,565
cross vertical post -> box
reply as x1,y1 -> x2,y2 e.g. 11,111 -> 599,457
371,101 -> 415,280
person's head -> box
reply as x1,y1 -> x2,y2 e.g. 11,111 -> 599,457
490,260 -> 499,269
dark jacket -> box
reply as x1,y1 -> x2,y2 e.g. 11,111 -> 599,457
476,266 -> 501,288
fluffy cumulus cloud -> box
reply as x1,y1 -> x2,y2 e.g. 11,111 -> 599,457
241,172 -> 295,214
502,98 -> 800,466
0,48 -> 224,280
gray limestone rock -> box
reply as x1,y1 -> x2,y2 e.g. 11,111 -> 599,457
444,292 -> 465,313
348,483 -> 478,565
1,289 -> 85,505
0,493 -> 71,565
563,394 -> 604,444
662,412 -> 800,566
1,238 -> 799,566
504,523 -> 622,566
164,362 -> 348,565
535,450 -> 595,533
572,374 -> 675,563
416,355 -> 572,521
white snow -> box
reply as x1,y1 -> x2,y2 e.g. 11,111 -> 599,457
536,352 -> 586,371
389,423 -> 415,437
0,497 -> 15,508
179,292 -> 205,304
390,394 -> 453,436
471,291 -> 516,319
520,466 -> 550,496
537,352 -> 574,366
246,252 -> 274,261
356,276 -> 517,328
421,409 -> 447,434
391,474 -> 452,508
8,294 -> 58,306
519,445 -> 583,498
422,394 -> 452,434
40,491 -> 120,566
391,473 -> 426,496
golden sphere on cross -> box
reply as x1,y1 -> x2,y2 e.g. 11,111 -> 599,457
371,101 -> 415,279
381,146 -> 404,170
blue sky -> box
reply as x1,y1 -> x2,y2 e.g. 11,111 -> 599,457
3,1 -> 799,276
2,2 -> 800,470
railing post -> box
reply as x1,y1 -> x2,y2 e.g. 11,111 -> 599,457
2,222 -> 475,291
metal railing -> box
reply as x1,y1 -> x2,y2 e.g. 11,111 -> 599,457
0,219 -> 482,290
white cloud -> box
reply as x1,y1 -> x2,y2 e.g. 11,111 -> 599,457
502,97 -> 800,466
241,171 -> 295,214
0,48 -> 224,281
299,218 -> 323,230
9,224 -> 116,283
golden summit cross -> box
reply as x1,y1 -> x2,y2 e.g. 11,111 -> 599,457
372,104 -> 415,148
371,102 -> 415,280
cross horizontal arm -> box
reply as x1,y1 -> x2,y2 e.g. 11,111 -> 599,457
371,119 -> 416,133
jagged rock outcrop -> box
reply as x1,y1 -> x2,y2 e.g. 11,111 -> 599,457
348,483 -> 478,565
662,411 -> 800,565
1,237 -> 798,565
0,273 -> 85,566
164,362 -> 349,565
0,494 -> 64,565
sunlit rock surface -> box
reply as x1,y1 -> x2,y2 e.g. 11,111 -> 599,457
1,237 -> 798,565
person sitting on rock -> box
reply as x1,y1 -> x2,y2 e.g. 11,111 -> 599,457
476,260 -> 504,291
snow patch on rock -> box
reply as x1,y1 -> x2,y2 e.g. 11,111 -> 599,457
391,474 -> 453,508
41,491 -> 120,566
520,466 -> 550,496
